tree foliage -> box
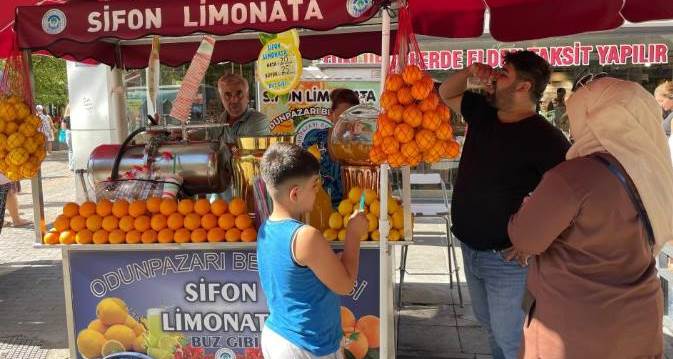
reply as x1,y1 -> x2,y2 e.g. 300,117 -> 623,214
31,55 -> 68,110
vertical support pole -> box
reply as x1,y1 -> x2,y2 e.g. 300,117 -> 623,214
110,67 -> 128,143
23,50 -> 47,245
402,165 -> 412,240
379,7 -> 393,356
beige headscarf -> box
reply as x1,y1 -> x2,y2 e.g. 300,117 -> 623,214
566,77 -> 673,254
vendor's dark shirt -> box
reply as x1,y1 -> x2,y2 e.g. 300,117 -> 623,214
451,92 -> 570,251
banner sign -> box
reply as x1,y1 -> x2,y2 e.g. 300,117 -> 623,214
259,80 -> 380,142
67,248 -> 380,359
17,0 -> 383,50
320,41 -> 670,69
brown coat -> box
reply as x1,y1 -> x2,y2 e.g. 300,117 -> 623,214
509,154 -> 663,359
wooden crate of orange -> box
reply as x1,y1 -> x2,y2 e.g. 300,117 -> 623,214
43,197 -> 258,245
370,64 -> 461,167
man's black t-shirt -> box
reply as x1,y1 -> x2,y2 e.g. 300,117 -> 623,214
451,92 -> 571,251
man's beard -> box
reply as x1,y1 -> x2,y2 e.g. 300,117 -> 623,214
486,83 -> 516,110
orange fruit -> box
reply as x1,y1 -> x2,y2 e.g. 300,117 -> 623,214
388,152 -> 407,168
423,148 -> 441,164
378,118 -> 396,138
344,328 -> 369,359
101,215 -> 119,232
436,122 -> 454,141
446,140 -> 460,158
128,200 -> 147,218
419,92 -> 440,112
118,216 -> 135,232
355,315 -> 380,348
411,76 -> 434,101
76,229 -> 93,244
86,215 -> 103,232
387,104 -> 405,123
341,306 -> 356,329
96,199 -> 113,217
228,198 -> 247,216
133,215 -> 151,232
184,213 -> 202,231
436,103 -> 451,121
369,145 -> 386,164
150,214 -> 167,231
157,228 -> 174,243
59,230 -> 76,245
224,228 -> 241,242
385,73 -> 404,92
402,64 -> 424,85
381,136 -> 399,155
396,86 -> 414,105
159,198 -> 178,216
167,213 -> 184,230
62,202 -> 79,218
380,91 -> 399,111
191,228 -> 208,243
111,199 -> 129,218
69,215 -> 87,232
208,228 -> 226,242
400,141 -> 421,159
218,213 -> 236,230
394,123 -> 415,144
79,201 -> 97,217
235,214 -> 253,230
146,197 -> 162,214
92,230 -> 109,244
415,129 -> 437,152
125,230 -> 142,244
241,228 -> 257,242
201,214 -> 218,230
422,110 -> 442,131
210,199 -> 228,216
194,199 -> 211,215
141,230 -> 158,244
43,231 -> 60,245
177,199 -> 194,215
175,228 -> 191,243
403,105 -> 423,128
53,215 -> 70,232
108,229 -> 125,244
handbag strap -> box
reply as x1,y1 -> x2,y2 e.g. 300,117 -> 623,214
592,154 -> 655,251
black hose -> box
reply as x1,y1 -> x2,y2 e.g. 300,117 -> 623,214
110,127 -> 146,180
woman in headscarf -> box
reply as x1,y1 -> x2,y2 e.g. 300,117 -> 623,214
507,77 -> 673,358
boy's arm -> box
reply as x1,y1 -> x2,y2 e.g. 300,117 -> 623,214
295,212 -> 368,295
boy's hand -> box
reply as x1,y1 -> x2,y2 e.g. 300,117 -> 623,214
346,211 -> 368,240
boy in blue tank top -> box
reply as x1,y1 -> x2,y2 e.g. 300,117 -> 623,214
258,143 -> 368,359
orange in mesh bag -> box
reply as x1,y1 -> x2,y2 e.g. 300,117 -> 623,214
0,38 -> 44,180
369,6 -> 460,167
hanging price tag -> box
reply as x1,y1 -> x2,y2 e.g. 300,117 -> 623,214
257,30 -> 302,96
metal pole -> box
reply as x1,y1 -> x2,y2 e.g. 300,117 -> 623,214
379,6 -> 393,358
23,50 -> 47,245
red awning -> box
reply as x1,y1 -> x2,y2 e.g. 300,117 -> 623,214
409,0 -> 673,42
6,0 -> 673,67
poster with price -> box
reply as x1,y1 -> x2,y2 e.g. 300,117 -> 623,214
65,248 -> 380,359
256,30 -> 303,96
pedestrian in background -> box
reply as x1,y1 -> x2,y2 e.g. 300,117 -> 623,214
62,105 -> 74,170
36,105 -> 55,154
0,174 -> 30,232
508,77 -> 670,358
654,80 -> 673,137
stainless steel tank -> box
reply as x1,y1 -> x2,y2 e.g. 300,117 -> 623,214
87,141 -> 230,195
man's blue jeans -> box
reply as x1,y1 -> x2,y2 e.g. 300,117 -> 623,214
460,242 -> 527,359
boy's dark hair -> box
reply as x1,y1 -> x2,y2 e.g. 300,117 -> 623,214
330,88 -> 360,111
261,142 -> 320,189
503,50 -> 551,103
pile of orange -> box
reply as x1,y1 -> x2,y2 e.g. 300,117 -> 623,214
43,197 -> 257,245
0,96 -> 47,180
370,64 -> 460,167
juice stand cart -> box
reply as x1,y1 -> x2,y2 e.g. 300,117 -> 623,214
10,1 -> 673,358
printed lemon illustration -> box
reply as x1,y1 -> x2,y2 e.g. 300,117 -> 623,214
101,339 -> 126,356
276,29 -> 300,49
96,297 -> 128,325
76,329 -> 106,359
81,297 -> 148,357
